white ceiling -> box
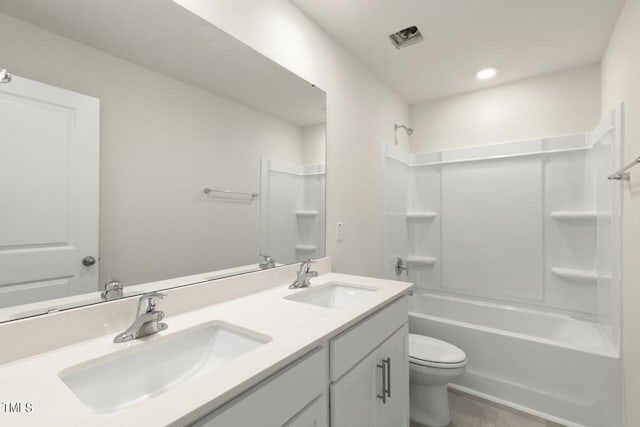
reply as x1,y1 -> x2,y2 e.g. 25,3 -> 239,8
291,0 -> 624,104
0,0 -> 326,126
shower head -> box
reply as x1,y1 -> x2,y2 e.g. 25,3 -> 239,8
394,124 -> 413,145
0,69 -> 12,84
395,124 -> 413,135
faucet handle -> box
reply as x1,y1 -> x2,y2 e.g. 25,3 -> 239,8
302,259 -> 316,272
259,253 -> 273,262
136,292 -> 166,315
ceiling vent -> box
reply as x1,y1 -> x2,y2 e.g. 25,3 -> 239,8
389,26 -> 424,49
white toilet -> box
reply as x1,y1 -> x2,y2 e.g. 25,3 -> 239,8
409,333 -> 467,427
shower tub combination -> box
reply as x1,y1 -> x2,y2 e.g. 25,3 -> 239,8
409,292 -> 622,426
381,107 -> 624,426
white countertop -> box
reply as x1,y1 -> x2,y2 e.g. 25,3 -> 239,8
0,272 -> 412,426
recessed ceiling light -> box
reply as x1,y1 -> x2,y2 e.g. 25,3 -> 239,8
476,68 -> 497,80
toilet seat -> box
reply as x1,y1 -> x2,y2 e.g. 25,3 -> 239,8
409,333 -> 467,369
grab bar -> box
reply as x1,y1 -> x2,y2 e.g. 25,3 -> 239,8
608,156 -> 640,181
203,187 -> 260,200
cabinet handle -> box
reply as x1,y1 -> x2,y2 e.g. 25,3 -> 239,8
377,361 -> 387,404
384,357 -> 391,398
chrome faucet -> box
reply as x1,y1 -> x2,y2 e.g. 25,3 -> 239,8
0,69 -> 12,84
113,292 -> 168,343
101,277 -> 123,301
259,253 -> 276,270
289,259 -> 318,289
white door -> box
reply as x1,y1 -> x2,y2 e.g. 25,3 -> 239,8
0,74 -> 99,308
330,325 -> 410,427
330,344 -> 385,427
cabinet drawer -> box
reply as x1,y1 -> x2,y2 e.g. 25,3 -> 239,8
192,347 -> 328,427
330,296 -> 408,381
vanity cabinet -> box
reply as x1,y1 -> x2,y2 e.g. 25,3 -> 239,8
330,325 -> 409,427
284,394 -> 329,427
191,347 -> 328,427
378,325 -> 410,427
330,296 -> 409,427
191,296 -> 408,427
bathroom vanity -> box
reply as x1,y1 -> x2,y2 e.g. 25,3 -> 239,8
195,291 -> 408,427
0,260 -> 412,426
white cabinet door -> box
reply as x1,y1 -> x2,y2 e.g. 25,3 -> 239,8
284,394 -> 328,427
330,296 -> 408,381
192,348 -> 327,427
378,324 -> 410,427
0,75 -> 99,307
330,324 -> 409,427
330,346 -> 385,427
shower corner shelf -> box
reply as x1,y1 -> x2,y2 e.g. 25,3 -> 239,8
295,210 -> 318,217
406,256 -> 437,266
551,267 -> 611,282
294,244 -> 317,251
405,212 -> 437,220
549,211 -> 611,220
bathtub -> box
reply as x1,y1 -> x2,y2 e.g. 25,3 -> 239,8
408,292 -> 623,427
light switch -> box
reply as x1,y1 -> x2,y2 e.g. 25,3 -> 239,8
336,222 -> 344,241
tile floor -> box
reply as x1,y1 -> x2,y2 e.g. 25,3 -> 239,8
410,389 -> 566,427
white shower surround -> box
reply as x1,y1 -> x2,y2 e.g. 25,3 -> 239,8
381,106 -> 624,426
260,159 -> 326,264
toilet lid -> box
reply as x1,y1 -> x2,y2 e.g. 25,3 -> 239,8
409,333 -> 466,366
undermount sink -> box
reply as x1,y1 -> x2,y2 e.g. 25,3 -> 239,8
285,283 -> 377,309
59,321 -> 271,413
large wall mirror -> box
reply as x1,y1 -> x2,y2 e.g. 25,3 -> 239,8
0,0 -> 326,322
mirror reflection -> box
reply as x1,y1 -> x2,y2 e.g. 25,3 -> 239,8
0,0 -> 326,322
